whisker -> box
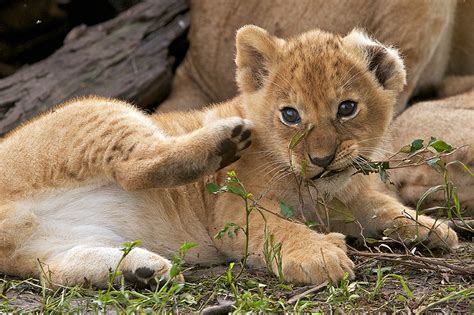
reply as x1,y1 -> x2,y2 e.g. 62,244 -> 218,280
258,160 -> 288,178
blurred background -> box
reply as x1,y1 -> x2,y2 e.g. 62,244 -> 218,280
0,0 -> 142,78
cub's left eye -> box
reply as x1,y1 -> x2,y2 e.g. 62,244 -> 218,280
337,100 -> 358,118
280,107 -> 301,125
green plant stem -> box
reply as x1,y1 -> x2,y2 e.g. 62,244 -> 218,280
236,195 -> 251,279
415,288 -> 473,314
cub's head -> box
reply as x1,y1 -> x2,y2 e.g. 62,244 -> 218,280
235,25 -> 406,194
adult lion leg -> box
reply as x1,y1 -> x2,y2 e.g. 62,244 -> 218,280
343,183 -> 458,250
437,75 -> 474,98
386,90 -> 474,214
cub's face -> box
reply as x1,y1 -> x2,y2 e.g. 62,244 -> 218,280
235,26 -> 406,194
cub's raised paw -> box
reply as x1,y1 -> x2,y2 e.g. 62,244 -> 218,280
280,232 -> 354,285
209,117 -> 253,170
120,248 -> 183,288
386,213 -> 459,251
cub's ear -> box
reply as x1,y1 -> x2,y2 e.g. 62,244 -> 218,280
235,25 -> 283,93
344,29 -> 406,93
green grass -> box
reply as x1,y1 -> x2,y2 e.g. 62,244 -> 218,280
2,242 -> 473,313
1,137 -> 473,313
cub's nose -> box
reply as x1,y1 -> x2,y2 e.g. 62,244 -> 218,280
308,153 -> 335,168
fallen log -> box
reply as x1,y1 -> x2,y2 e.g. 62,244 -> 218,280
0,0 -> 189,136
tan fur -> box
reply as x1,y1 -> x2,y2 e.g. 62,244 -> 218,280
385,89 -> 474,214
158,0 -> 458,115
158,0 -> 474,216
0,26 -> 457,287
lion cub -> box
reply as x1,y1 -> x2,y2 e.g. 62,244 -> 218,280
0,26 -> 457,287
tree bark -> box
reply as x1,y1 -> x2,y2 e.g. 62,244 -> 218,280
0,0 -> 189,136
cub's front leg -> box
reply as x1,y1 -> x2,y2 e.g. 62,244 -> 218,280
116,116 -> 253,190
0,98 -> 252,196
348,183 -> 458,250
212,196 -> 354,285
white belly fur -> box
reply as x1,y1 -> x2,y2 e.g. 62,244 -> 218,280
13,183 -> 224,264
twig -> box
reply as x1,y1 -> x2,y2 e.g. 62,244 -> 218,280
201,302 -> 235,315
349,250 -> 473,275
287,281 -> 329,304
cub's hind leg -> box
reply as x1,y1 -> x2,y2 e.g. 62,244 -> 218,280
2,202 -> 176,288
10,231 -> 177,288
45,245 -> 177,288
0,201 -> 39,276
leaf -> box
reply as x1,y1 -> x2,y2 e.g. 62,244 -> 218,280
169,264 -> 179,278
206,182 -> 221,193
120,240 -> 142,254
446,160 -> 474,177
300,160 -> 307,177
426,157 -> 445,172
279,201 -> 294,218
399,145 -> 412,153
226,170 -> 237,178
428,139 -> 453,152
365,238 -> 379,244
386,274 -> 413,298
214,222 -> 241,239
326,198 -> 356,223
288,125 -> 314,150
226,262 -> 235,283
179,242 -> 198,253
410,139 -> 424,152
416,184 -> 445,213
378,166 -> 388,183
410,139 -> 424,151
288,131 -> 306,150
304,220 -> 318,228
226,185 -> 245,197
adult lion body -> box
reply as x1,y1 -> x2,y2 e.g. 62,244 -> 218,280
159,0 -> 458,114
159,0 -> 474,213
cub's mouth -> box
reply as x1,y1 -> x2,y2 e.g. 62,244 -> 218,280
310,167 -> 350,181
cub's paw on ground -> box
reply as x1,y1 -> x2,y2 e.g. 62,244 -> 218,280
207,117 -> 253,170
280,232 -> 354,285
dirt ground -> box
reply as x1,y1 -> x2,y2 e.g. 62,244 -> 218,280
1,240 -> 472,313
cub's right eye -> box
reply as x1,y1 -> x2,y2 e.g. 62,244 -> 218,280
280,107 -> 301,125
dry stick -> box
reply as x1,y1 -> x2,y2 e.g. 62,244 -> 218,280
349,250 -> 473,275
368,145 -> 466,166
350,219 -> 374,252
306,184 -> 330,233
287,281 -> 329,304
201,302 -> 235,315
354,145 -> 467,177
